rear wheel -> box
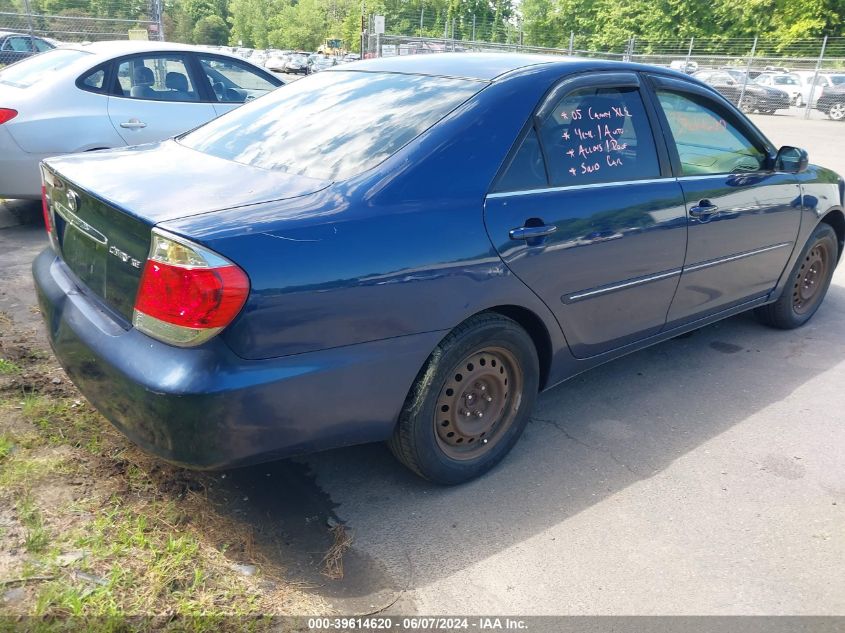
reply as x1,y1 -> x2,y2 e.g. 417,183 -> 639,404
794,95 -> 804,107
756,223 -> 838,329
829,103 -> 845,121
388,313 -> 539,484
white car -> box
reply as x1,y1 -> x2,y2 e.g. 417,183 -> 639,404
0,40 -> 284,199
755,72 -> 801,104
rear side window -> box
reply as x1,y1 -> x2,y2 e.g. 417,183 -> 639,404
494,128 -> 547,192
180,71 -> 482,181
116,55 -> 198,102
656,90 -> 766,175
538,86 -> 661,186
79,66 -> 106,92
0,49 -> 89,88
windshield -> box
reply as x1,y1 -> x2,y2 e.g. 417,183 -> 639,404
0,48 -> 90,88
831,75 -> 845,85
180,71 -> 483,181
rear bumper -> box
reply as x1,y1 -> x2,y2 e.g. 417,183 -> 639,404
33,248 -> 443,469
0,128 -> 43,199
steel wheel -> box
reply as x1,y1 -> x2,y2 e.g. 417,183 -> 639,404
793,242 -> 831,315
829,103 -> 845,121
434,347 -> 522,460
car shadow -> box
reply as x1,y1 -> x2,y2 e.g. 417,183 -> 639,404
209,274 -> 845,613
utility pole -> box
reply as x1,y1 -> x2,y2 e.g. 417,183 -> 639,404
472,14 -> 476,42
684,36 -> 694,71
805,35 -> 828,119
22,0 -> 34,37
149,0 -> 164,41
737,36 -> 758,112
568,31 -> 574,55
420,7 -> 424,37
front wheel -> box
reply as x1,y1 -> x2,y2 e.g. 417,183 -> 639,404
829,103 -> 845,121
794,95 -> 804,107
739,95 -> 755,113
756,223 -> 838,329
388,313 -> 539,484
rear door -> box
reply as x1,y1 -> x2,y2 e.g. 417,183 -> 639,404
649,75 -> 802,326
107,53 -> 217,145
484,72 -> 688,359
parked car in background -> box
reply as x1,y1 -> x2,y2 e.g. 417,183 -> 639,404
815,83 -> 845,120
807,73 -> 845,109
310,56 -> 337,73
755,72 -> 801,105
34,55 -> 844,484
264,53 -> 289,72
693,69 -> 790,114
669,59 -> 698,74
0,40 -> 283,199
285,53 -> 308,75
0,31 -> 56,65
284,52 -> 309,74
342,53 -> 361,63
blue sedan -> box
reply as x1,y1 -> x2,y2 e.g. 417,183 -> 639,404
34,54 -> 844,484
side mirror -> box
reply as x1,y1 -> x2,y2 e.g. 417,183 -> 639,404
775,146 -> 809,173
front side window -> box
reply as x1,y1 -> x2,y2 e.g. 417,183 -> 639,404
538,86 -> 661,186
180,71 -> 482,181
197,56 -> 278,103
33,38 -> 53,52
656,90 -> 766,175
116,55 -> 198,102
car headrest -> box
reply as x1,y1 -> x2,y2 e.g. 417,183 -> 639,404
133,66 -> 154,86
165,72 -> 188,92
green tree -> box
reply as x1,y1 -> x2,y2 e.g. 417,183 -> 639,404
194,14 -> 230,42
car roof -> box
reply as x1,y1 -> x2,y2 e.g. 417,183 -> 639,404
329,52 -> 673,82
59,39 -> 244,59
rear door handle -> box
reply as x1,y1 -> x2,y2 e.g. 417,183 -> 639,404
689,200 -> 719,218
509,225 -> 557,240
120,119 -> 147,129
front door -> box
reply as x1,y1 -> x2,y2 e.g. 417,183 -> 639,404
484,73 -> 688,358
650,79 -> 802,326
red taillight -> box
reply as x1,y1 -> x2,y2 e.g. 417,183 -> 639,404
40,185 -> 52,234
0,108 -> 17,125
135,260 -> 249,329
132,230 -> 249,347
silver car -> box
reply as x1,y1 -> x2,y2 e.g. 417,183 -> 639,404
0,40 -> 283,199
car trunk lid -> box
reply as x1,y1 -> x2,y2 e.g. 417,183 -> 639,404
42,141 -> 330,322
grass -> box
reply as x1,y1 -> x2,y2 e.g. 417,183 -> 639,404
0,355 -> 325,625
0,357 -> 22,374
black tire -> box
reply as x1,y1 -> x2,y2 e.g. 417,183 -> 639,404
756,223 -> 839,329
388,313 -> 539,485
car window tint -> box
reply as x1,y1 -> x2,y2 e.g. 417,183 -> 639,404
494,128 -> 548,192
116,55 -> 198,102
656,90 -> 766,175
5,37 -> 31,52
33,38 -> 52,52
80,67 -> 106,92
538,86 -> 660,186
180,71 -> 482,181
198,57 -> 277,103
0,49 -> 90,88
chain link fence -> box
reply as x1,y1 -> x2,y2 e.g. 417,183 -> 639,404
365,31 -> 845,121
0,0 -> 164,43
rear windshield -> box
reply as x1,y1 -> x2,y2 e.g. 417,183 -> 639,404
0,48 -> 90,88
179,70 -> 484,181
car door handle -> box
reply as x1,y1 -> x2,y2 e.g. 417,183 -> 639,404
120,119 -> 147,129
509,225 -> 557,240
689,200 -> 719,218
